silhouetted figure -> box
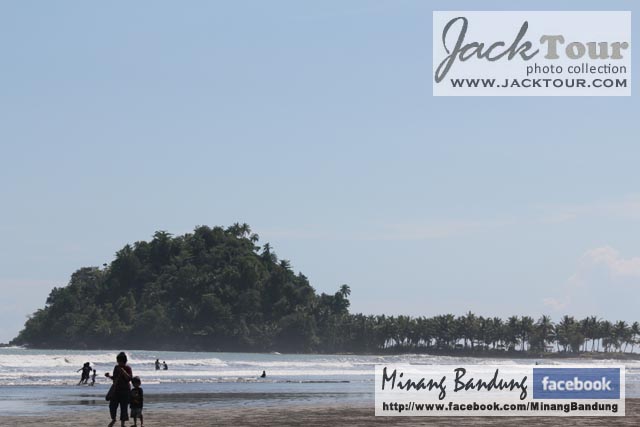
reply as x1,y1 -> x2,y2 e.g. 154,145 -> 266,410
260,370 -> 266,378
162,361 -> 168,370
130,376 -> 144,427
105,352 -> 133,426
77,362 -> 91,385
155,359 -> 160,371
90,369 -> 97,386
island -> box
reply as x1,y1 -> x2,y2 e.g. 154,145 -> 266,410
11,224 -> 640,359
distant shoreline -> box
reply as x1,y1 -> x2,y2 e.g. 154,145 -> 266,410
375,348 -> 640,361
5,345 -> 640,361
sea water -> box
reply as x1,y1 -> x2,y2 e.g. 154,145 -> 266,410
0,347 -> 639,415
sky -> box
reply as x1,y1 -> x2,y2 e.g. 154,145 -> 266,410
0,1 -> 638,343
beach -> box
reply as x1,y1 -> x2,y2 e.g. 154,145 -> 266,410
4,400 -> 640,426
2,349 -> 639,426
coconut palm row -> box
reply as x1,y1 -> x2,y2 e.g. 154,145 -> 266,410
332,312 -> 640,354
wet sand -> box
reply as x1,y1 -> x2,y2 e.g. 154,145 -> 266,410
5,399 -> 640,427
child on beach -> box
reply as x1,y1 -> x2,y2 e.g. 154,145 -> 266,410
90,369 -> 97,386
130,376 -> 144,427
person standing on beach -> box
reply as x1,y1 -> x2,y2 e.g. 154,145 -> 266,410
90,369 -> 97,386
154,359 -> 160,370
105,352 -> 133,427
129,376 -> 144,427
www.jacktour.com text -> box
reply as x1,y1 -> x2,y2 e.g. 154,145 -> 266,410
449,77 -> 628,89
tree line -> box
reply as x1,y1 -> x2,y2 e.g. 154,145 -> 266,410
11,224 -> 640,355
335,313 -> 640,355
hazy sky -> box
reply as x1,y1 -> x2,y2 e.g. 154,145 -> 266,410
1,1 -> 638,343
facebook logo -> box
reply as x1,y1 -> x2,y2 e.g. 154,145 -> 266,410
533,368 -> 621,399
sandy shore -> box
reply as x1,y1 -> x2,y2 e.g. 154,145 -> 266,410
4,400 -> 639,426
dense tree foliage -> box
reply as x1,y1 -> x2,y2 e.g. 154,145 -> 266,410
332,312 -> 640,355
11,225 -> 640,355
11,224 -> 350,352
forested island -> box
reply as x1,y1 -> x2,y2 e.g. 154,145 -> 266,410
11,224 -> 640,357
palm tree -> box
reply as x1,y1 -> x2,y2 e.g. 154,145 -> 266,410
600,320 -> 613,352
590,317 -> 603,351
535,315 -> 555,352
339,284 -> 351,298
613,321 -> 630,352
555,315 -> 573,352
279,259 -> 292,271
490,317 -> 505,350
505,316 -> 520,351
519,316 -> 534,351
630,322 -> 640,353
226,222 -> 252,238
579,316 -> 599,352
555,315 -> 583,353
413,316 -> 432,349
459,311 -> 478,349
477,316 -> 489,350
391,315 -> 410,349
434,314 -> 456,349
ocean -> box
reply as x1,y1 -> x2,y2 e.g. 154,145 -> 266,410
1,347 -> 639,416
